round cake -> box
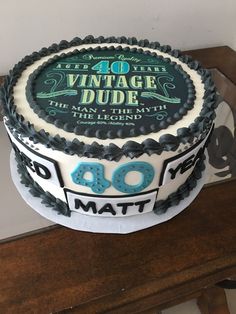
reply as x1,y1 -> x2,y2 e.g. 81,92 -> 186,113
0,36 -> 217,218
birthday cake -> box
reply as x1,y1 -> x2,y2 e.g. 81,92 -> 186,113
1,36 -> 217,218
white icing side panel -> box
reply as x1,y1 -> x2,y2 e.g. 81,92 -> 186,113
5,121 -> 204,195
65,190 -> 158,217
7,128 -> 63,188
161,125 -> 212,186
157,167 -> 194,201
5,122 -> 208,217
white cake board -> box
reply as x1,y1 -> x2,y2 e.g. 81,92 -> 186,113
10,150 -> 208,234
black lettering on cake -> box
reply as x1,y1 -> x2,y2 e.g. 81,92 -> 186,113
21,152 -> 36,173
180,154 -> 195,174
98,203 -> 117,216
34,162 -> 51,179
65,189 -> 158,216
169,147 -> 205,179
117,202 -> 134,215
135,199 -> 151,213
168,163 -> 182,180
74,199 -> 97,214
12,141 -> 51,177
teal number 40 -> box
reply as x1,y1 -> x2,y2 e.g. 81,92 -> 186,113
92,60 -> 130,74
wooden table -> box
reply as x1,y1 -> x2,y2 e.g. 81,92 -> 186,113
1,47 -> 236,314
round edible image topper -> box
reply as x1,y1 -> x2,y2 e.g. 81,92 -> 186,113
27,47 -> 196,139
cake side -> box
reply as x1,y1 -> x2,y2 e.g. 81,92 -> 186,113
5,121 -> 212,217
0,36 -> 217,219
12,135 -> 206,217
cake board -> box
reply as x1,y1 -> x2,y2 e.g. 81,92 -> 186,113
10,150 -> 208,234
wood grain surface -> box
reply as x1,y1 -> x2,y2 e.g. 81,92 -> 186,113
1,180 -> 236,313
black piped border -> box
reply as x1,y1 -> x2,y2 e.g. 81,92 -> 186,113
25,46 -> 196,140
14,149 -> 205,217
0,35 -> 217,161
14,150 -> 70,216
159,123 -> 213,186
154,154 -> 206,215
9,128 -> 64,188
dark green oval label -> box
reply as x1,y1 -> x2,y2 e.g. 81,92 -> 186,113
29,48 -> 194,139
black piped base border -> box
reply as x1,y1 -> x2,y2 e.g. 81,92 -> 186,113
154,155 -> 206,214
14,150 -> 205,218
0,35 -> 217,161
15,151 -> 70,217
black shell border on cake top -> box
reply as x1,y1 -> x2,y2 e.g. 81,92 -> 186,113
0,35 -> 217,161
